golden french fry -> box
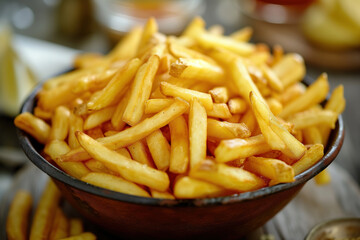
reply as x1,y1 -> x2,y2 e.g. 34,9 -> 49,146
189,99 -> 207,170
169,115 -> 189,174
122,55 -> 160,126
288,109 -> 337,130
82,172 -> 150,197
84,106 -> 116,130
303,126 -> 323,145
6,190 -> 32,240
228,97 -> 247,114
111,92 -> 130,131
107,26 -> 143,61
174,176 -> 229,199
76,131 -> 170,191
49,207 -> 69,240
319,85 -> 346,145
271,44 -> 284,66
215,135 -> 271,163
251,91 -> 306,159
209,86 -> 229,103
146,129 -> 171,171
84,159 -> 110,174
240,109 -> 257,133
49,106 -> 70,141
68,113 -> 84,149
45,140 -> 90,179
260,64 -> 284,92
207,103 -> 232,119
150,189 -> 175,199
85,127 -> 104,139
280,73 -> 329,118
271,53 -> 306,88
314,169 -> 331,185
59,232 -> 96,240
196,31 -> 255,56
137,17 -> 158,56
34,106 -> 52,120
86,58 -> 141,111
14,112 -> 50,144
69,219 -> 83,236
244,156 -> 295,183
230,26 -> 253,42
190,159 -> 266,192
292,144 -> 324,175
266,98 -> 283,116
169,58 -> 225,84
277,82 -> 306,105
127,141 -> 154,167
181,16 -> 205,38
160,82 -> 213,111
30,180 -> 61,240
168,41 -> 216,64
74,53 -> 104,69
60,99 -> 189,162
144,98 -> 174,114
207,119 -> 251,140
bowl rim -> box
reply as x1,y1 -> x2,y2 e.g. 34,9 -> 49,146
17,75 -> 345,207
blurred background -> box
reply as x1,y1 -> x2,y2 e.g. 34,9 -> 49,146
0,0 -> 360,238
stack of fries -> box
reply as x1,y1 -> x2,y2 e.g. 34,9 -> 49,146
6,181 -> 96,240
14,17 -> 345,200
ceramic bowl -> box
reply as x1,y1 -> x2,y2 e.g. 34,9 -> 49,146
17,77 -> 345,240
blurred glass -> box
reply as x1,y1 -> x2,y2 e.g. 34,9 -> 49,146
92,0 -> 205,39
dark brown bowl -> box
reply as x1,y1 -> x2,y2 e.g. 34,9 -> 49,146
16,76 -> 344,240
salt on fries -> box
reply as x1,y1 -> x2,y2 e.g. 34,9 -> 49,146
15,17 -> 345,199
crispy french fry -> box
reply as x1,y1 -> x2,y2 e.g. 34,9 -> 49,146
60,99 -> 189,162
288,109 -> 337,130
280,73 -> 329,118
251,91 -> 306,159
319,85 -> 345,145
82,172 -> 150,197
137,17 -> 158,56
59,232 -> 96,240
107,26 -> 143,61
85,127 -> 104,139
111,92 -> 130,131
49,106 -> 71,141
144,98 -> 174,114
189,99 -> 207,170
209,87 -> 229,103
278,82 -> 306,105
49,208 -> 69,240
86,58 -> 141,111
150,189 -> 175,199
260,64 -> 283,92
215,134 -> 271,163
182,16 -> 205,38
230,26 -> 253,42
266,98 -> 283,116
169,115 -> 189,174
84,159 -> 110,174
228,97 -> 247,114
271,53 -> 306,88
169,41 -> 216,64
160,82 -> 213,111
6,190 -> 32,240
76,131 -> 170,191
244,157 -> 295,183
14,112 -> 50,144
68,113 -> 83,149
127,141 -> 154,167
196,31 -> 255,56
207,119 -> 251,140
146,129 -> 171,171
69,219 -> 83,236
174,176 -> 229,199
84,106 -> 116,130
207,103 -> 232,119
292,144 -> 324,175
34,106 -> 52,120
30,180 -> 61,240
45,140 -> 90,179
122,55 -> 160,126
240,109 -> 257,133
190,159 -> 266,192
169,58 -> 225,84
303,126 -> 323,145
74,53 -> 104,69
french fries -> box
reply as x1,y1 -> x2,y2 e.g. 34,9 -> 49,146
6,190 -> 32,240
14,17 -> 345,200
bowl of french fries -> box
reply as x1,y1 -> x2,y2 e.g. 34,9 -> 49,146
14,17 -> 345,239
